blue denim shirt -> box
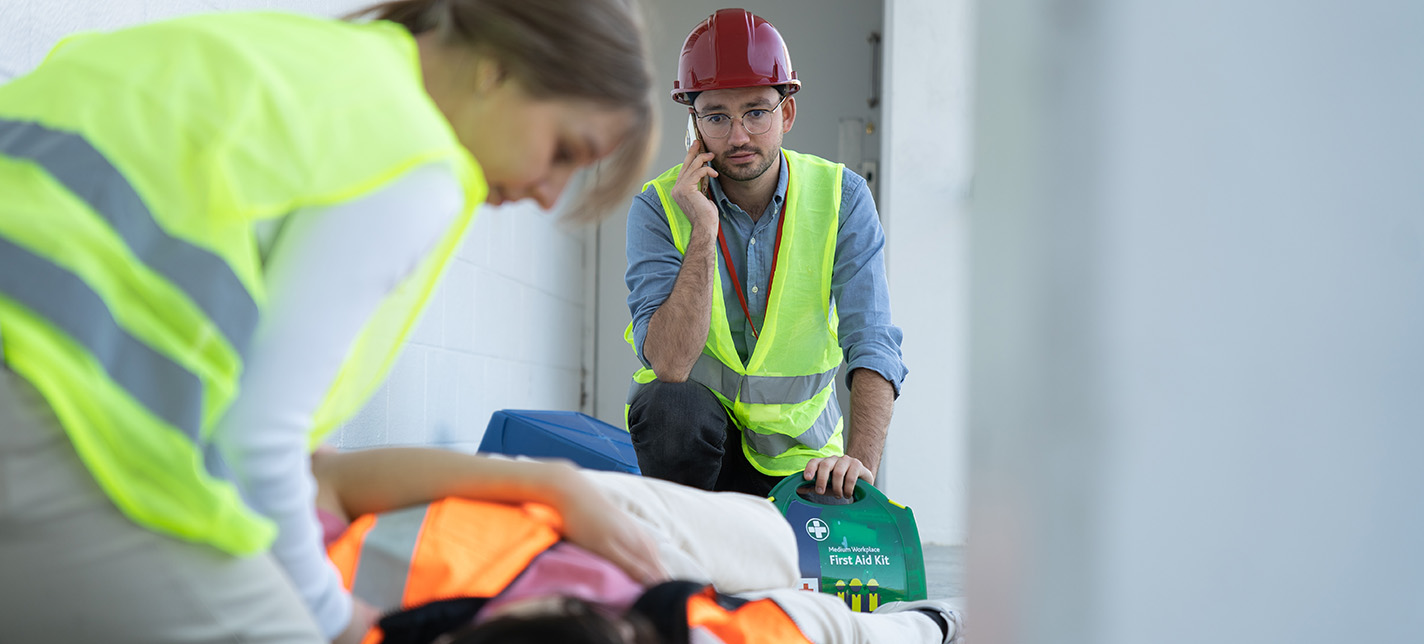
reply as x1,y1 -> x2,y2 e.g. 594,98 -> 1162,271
624,150 -> 907,395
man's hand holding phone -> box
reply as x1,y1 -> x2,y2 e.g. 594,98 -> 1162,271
672,133 -> 719,235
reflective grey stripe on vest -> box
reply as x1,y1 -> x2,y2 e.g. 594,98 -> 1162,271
351,504 -> 429,609
741,365 -> 839,405
0,237 -> 205,439
625,354 -> 734,405
689,353 -> 838,406
685,353 -> 738,400
742,387 -> 843,455
0,118 -> 258,355
626,356 -> 838,408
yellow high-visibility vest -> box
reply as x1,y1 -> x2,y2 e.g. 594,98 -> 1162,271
626,150 -> 844,475
0,12 -> 486,554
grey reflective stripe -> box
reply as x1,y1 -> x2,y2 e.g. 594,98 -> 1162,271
742,389 -> 842,455
633,355 -> 839,408
741,365 -> 839,405
688,353 -> 740,400
0,118 -> 258,355
351,505 -> 429,609
626,354 -> 739,404
0,237 -> 204,440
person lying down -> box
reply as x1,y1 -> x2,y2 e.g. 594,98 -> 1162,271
311,446 -> 964,644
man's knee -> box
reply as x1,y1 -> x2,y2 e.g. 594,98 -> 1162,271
630,380 -> 721,422
627,380 -> 731,488
628,380 -> 728,446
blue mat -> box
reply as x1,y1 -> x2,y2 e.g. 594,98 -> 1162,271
478,409 -> 641,474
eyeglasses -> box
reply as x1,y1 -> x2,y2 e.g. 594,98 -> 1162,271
694,95 -> 789,138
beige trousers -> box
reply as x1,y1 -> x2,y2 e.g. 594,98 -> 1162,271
0,365 -> 325,644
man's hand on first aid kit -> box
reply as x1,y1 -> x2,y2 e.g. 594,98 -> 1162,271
803,455 -> 874,499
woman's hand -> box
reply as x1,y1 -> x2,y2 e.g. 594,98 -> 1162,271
330,595 -> 379,644
548,463 -> 669,586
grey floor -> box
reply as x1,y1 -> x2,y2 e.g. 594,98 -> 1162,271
924,544 -> 965,599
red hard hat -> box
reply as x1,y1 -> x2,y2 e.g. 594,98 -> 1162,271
671,8 -> 801,106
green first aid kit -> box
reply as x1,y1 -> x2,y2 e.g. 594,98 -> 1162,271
769,475 -> 927,612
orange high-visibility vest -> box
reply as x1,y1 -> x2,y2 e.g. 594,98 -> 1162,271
684,585 -> 813,644
329,501 -> 813,644
326,498 -> 563,644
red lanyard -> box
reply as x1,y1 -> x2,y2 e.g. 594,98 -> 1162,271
716,206 -> 787,340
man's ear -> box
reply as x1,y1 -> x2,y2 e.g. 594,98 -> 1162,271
781,96 -> 797,133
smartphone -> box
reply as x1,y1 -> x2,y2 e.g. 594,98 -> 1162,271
686,114 -> 709,196
685,113 -> 699,150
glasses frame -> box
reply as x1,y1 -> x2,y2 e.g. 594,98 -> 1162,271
693,94 -> 790,139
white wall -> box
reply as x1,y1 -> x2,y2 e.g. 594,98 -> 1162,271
879,0 -> 973,545
1,0 -> 591,452
971,1 -> 1424,642
335,205 -> 586,451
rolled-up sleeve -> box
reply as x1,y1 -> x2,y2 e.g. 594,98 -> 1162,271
625,187 -> 682,368
832,170 -> 907,396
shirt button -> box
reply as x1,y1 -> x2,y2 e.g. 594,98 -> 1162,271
752,286 -> 759,294
750,237 -> 757,245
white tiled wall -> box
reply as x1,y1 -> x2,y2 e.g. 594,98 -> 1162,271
2,0 -> 593,452
332,204 -> 589,452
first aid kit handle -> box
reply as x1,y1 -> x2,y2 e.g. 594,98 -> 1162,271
768,473 -> 897,509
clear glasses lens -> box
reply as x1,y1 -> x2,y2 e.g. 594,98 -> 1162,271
698,100 -> 782,138
743,112 -> 774,135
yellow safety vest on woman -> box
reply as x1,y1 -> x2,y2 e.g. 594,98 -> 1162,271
626,150 -> 845,476
0,13 -> 485,555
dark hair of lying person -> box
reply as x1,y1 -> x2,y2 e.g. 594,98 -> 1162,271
378,595 -> 662,644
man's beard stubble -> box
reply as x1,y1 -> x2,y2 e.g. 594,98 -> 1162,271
711,144 -> 777,182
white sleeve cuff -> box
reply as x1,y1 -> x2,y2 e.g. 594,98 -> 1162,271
308,562 -> 355,638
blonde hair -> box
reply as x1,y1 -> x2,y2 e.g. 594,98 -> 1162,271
351,0 -> 657,223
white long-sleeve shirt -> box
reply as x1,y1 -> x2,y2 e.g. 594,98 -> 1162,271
212,161 -> 465,637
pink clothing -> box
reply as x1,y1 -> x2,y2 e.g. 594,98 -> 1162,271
318,507 -> 642,618
318,508 -> 349,547
478,542 -> 645,620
